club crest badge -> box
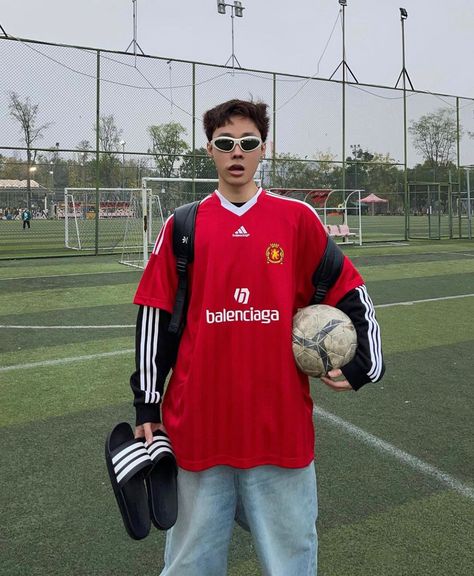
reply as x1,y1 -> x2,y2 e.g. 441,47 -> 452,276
266,243 -> 284,264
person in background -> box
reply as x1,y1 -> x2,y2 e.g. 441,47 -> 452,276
21,207 -> 32,229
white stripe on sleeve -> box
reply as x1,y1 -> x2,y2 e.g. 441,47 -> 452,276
356,285 -> 383,382
141,306 -> 161,404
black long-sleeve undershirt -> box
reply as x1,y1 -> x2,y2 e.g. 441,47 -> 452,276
129,306 -> 179,425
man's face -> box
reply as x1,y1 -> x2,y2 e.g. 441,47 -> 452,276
207,115 -> 265,191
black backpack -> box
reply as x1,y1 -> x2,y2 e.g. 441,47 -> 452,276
167,199 -> 344,335
168,200 -> 200,335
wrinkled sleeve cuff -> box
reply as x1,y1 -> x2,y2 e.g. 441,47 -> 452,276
135,403 -> 161,426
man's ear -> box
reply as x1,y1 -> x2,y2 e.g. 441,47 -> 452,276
206,142 -> 213,157
261,142 -> 267,158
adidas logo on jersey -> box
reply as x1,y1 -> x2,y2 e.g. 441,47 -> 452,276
232,226 -> 250,237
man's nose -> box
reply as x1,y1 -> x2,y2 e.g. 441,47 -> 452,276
231,144 -> 244,157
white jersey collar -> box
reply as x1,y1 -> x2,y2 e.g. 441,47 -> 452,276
215,187 -> 263,216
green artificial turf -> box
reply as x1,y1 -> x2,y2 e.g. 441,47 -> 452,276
1,245 -> 473,576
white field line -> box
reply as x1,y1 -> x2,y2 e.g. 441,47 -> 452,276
2,331 -> 473,501
2,293 -> 473,331
0,324 -> 134,329
375,293 -> 474,309
314,406 -> 474,501
0,349 -> 134,373
356,250 -> 474,258
443,252 -> 474,258
0,269 -> 137,281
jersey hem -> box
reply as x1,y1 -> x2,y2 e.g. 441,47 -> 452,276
133,296 -> 173,313
175,453 -> 315,472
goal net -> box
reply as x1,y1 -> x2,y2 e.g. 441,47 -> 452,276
119,178 -> 220,269
63,188 -> 143,252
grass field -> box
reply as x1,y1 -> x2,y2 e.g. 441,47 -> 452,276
1,214 -> 472,259
1,240 -> 473,575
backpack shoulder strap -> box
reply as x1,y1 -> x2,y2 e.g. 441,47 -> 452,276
311,235 -> 345,304
168,200 -> 200,335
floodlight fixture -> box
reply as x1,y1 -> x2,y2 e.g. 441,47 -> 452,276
339,0 -> 347,6
217,1 -> 245,70
234,1 -> 244,17
395,7 -> 414,90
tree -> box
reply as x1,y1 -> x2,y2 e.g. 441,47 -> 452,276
345,145 -> 374,190
95,115 -> 123,186
77,140 -> 93,162
71,140 -> 93,187
0,154 -> 25,180
271,153 -> 319,189
345,145 -> 402,212
148,122 -> 189,178
178,147 -> 217,200
179,147 -> 216,180
408,108 -> 460,171
8,91 -> 52,205
312,151 -> 339,189
98,116 -> 122,153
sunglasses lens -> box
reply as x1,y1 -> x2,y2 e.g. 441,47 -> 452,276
240,137 -> 261,151
214,138 -> 235,152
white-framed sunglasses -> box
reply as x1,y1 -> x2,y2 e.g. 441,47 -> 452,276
211,136 -> 262,153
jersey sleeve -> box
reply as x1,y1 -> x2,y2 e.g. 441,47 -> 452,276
133,216 -> 178,313
131,217 -> 180,424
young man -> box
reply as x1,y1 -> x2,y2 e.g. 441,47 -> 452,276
130,99 -> 384,575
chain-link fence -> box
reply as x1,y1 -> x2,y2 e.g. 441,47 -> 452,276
1,35 -> 473,259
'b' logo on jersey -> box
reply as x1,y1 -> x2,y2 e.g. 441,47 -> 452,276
234,288 -> 250,304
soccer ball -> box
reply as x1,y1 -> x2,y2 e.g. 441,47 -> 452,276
292,305 -> 357,377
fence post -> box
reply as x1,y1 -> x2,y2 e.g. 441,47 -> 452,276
272,73 -> 276,186
95,50 -> 101,255
192,62 -> 196,200
403,81 -> 409,241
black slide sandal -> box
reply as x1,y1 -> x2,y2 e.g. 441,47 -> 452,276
146,431 -> 178,530
105,422 -> 152,540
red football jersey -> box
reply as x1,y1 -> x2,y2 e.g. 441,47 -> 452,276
134,189 -> 363,471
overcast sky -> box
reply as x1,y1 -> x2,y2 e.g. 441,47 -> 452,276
1,0 -> 473,98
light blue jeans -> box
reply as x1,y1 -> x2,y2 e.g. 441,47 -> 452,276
160,463 -> 318,576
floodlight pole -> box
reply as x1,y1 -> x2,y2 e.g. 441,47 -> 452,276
217,1 -> 245,72
329,1 -> 358,194
395,8 -> 414,241
125,0 -> 145,65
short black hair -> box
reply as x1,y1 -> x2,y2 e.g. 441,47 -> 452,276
203,99 -> 269,142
